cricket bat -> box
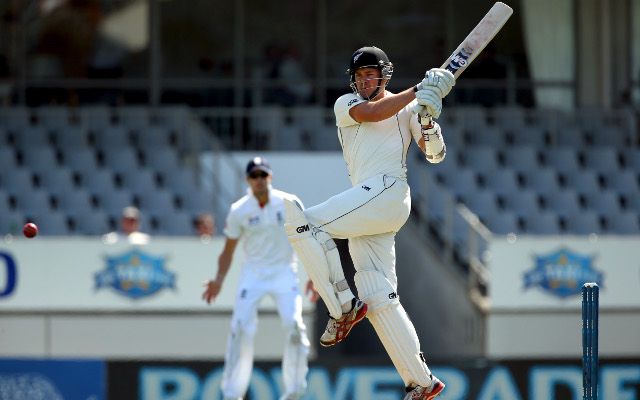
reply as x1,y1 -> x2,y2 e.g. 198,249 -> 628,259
421,2 -> 513,124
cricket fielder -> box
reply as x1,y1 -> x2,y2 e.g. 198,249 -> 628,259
284,46 -> 454,400
203,157 -> 313,400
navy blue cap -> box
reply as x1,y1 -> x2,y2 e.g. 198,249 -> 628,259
246,156 -> 272,176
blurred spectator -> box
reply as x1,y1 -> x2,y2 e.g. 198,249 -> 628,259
195,212 -> 216,240
264,42 -> 312,107
279,42 -> 313,104
103,206 -> 150,245
33,0 -> 103,79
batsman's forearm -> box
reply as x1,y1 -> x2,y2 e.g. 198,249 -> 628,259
355,87 -> 416,122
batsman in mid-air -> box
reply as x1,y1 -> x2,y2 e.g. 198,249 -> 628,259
285,45 -> 452,400
284,3 -> 512,398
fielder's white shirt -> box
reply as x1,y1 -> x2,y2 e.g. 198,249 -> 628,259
334,92 -> 423,186
224,187 -> 303,276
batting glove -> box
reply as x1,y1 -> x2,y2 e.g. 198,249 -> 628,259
415,68 -> 456,98
414,88 -> 443,119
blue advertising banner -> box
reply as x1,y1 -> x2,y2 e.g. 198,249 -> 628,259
107,359 -> 640,400
0,359 -> 105,400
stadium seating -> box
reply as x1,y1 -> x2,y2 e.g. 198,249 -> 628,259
1,104 -> 638,244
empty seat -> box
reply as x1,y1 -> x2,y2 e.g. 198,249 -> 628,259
138,189 -> 176,214
622,148 -> 640,171
56,188 -> 95,217
0,107 -> 32,133
524,167 -> 561,197
492,106 -> 527,134
585,190 -> 621,216
101,147 -> 140,174
14,188 -> 53,217
524,211 -> 561,234
80,168 -> 117,196
13,126 -> 51,150
0,189 -> 10,212
73,210 -> 110,235
137,126 -> 174,149
565,211 -> 601,235
461,146 -> 500,172
53,126 -> 90,149
93,126 -> 132,151
98,189 -> 135,216
164,167 -> 199,195
0,147 -> 18,170
503,190 -> 541,219
582,148 -> 621,173
510,125 -> 547,147
563,169 -> 601,197
35,106 -> 73,131
116,106 -> 151,133
438,123 -> 463,149
144,147 -> 181,175
502,147 -> 540,174
542,147 -> 581,175
155,211 -> 194,235
603,169 -> 639,198
460,190 -> 499,222
608,210 -> 640,234
466,125 -> 506,147
289,106 -> 324,137
453,106 -> 489,133
22,147 -> 59,176
60,147 -> 99,173
553,126 -> 585,147
418,181 -> 453,225
0,210 -> 25,235
483,169 -> 520,198
485,210 -> 520,235
78,106 -> 114,132
178,191 -> 215,214
38,167 -> 76,197
543,189 -> 581,218
120,168 -> 158,196
586,125 -> 629,147
1,168 -> 35,195
443,168 -> 480,198
31,211 -> 70,235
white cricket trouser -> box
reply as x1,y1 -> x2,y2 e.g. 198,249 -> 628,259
304,174 -> 410,282
305,174 -> 434,388
221,267 -> 309,399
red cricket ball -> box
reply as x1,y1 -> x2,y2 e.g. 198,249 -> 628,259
23,223 -> 38,238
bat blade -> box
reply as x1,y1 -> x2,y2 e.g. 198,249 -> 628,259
442,2 -> 513,79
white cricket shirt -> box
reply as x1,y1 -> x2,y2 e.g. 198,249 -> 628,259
334,92 -> 423,186
224,187 -> 303,276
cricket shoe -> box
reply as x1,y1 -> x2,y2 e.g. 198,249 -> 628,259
319,298 -> 367,347
403,375 -> 445,400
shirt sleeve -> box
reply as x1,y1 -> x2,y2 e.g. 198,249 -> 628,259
334,93 -> 365,128
223,207 -> 242,239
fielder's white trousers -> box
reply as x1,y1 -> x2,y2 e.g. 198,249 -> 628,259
304,174 -> 410,282
221,267 -> 309,399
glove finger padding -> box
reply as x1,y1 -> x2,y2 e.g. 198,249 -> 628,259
415,88 -> 442,119
417,68 -> 456,98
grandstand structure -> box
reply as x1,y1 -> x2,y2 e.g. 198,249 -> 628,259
1,0 -> 640,364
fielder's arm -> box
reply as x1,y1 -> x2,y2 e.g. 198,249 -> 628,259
202,237 -> 239,304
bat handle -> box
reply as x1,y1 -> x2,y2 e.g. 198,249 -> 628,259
420,115 -> 433,127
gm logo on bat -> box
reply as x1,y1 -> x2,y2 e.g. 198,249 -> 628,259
447,46 -> 474,71
296,224 -> 310,233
